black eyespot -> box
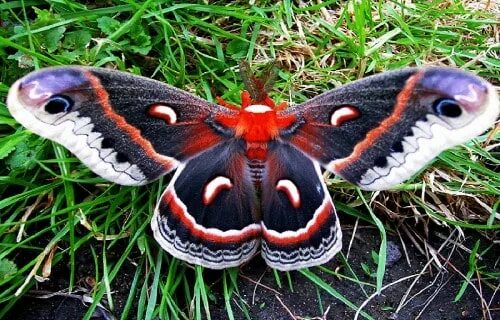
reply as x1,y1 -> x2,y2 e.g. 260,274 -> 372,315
432,98 -> 462,118
374,156 -> 388,168
45,95 -> 74,114
101,138 -> 115,149
115,152 -> 129,163
391,141 -> 404,153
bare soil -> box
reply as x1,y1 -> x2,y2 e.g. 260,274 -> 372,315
5,215 -> 499,320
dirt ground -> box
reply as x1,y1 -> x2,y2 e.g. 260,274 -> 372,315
5,215 -> 499,320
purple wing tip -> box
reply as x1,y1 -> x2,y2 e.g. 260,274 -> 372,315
15,67 -> 88,109
421,68 -> 490,113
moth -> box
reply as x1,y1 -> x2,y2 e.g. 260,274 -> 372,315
7,64 -> 499,271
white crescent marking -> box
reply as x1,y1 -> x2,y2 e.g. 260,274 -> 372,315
203,176 -> 233,205
276,179 -> 301,208
330,106 -> 359,127
150,105 -> 177,124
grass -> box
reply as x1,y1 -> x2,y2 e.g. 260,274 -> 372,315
0,0 -> 499,319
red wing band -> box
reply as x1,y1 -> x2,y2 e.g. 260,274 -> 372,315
152,142 -> 263,269
260,143 -> 342,271
7,67 -> 180,185
327,68 -> 499,190
262,196 -> 342,271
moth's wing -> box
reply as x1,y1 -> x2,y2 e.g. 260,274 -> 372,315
260,142 -> 342,271
152,141 -> 261,269
280,68 -> 499,190
7,67 -> 237,185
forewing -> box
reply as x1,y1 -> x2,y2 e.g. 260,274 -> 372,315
260,142 -> 342,271
7,67 -> 237,185
280,68 -> 499,190
152,141 -> 262,269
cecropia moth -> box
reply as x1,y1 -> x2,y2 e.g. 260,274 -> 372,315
6,64 -> 499,270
